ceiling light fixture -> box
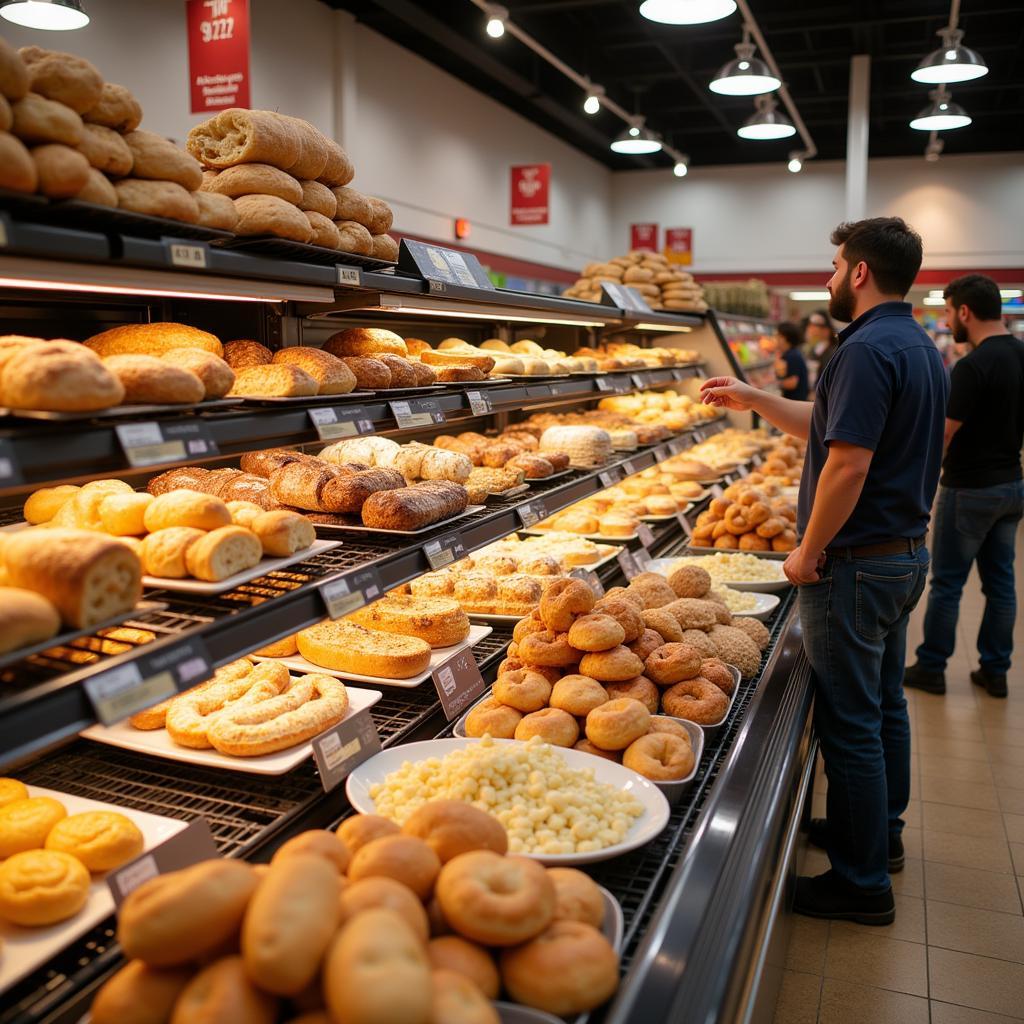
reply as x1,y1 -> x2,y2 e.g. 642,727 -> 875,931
0,0 -> 88,29
923,296 -> 946,305
787,151 -> 804,173
611,120 -> 663,154
1000,289 -> 1022,299
912,26 -> 988,84
583,85 -> 604,115
639,0 -> 737,25
910,85 -> 971,131
710,28 -> 781,96
484,3 -> 507,38
737,94 -> 796,140
673,156 -> 690,177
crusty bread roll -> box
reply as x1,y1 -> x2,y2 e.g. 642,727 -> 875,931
10,91 -> 82,145
45,809 -> 143,871
233,193 -> 313,243
0,849 -> 89,926
330,185 -> 372,227
323,327 -> 407,358
222,339 -> 272,369
0,131 -> 36,192
188,107 -> 300,170
140,527 -> 205,578
201,162 -> 302,204
3,527 -> 142,628
304,209 -> 341,249
86,322 -> 223,358
83,82 -> 142,133
319,137 -> 354,188
276,114 -> 330,180
337,356 -> 390,390
75,123 -> 132,175
364,196 -> 394,235
334,220 -> 373,255
31,143 -> 90,197
430,969 -> 500,1024
370,233 -> 398,262
0,586 -> 61,655
18,45 -> 103,113
23,483 -> 79,523
98,492 -> 153,535
123,130 -> 202,191
0,36 -> 29,101
229,362 -> 319,397
185,525 -> 263,581
250,510 -> 315,556
169,956 -> 276,1024
271,347 -> 356,395
297,178 -> 336,218
75,166 -> 118,206
90,961 -> 193,1024
103,354 -> 206,404
113,179 -> 200,223
144,489 -> 231,532
160,348 -> 235,399
193,190 -> 239,231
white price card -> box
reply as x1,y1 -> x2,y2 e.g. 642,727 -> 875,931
336,265 -> 362,286
517,499 -> 547,528
115,421 -> 218,468
466,390 -> 491,416
637,522 -> 657,549
320,566 -> 383,620
390,399 -> 446,429
433,648 -> 486,721
308,406 -> 375,441
424,531 -> 467,570
313,710 -> 381,792
165,241 -> 208,269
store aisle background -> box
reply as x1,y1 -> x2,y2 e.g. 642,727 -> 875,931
775,520 -> 1024,1024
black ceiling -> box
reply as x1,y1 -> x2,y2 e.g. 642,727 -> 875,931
325,0 -> 1024,169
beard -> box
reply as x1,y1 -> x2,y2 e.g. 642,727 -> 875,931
950,311 -> 969,346
828,268 -> 856,323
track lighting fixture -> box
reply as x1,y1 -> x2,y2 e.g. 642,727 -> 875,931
710,29 -> 780,96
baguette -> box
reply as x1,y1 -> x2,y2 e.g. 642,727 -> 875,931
348,594 -> 469,648
297,620 -> 431,679
419,349 -> 494,372
360,480 -> 469,531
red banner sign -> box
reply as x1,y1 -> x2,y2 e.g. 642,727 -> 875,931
630,223 -> 659,252
665,227 -> 693,265
187,0 -> 251,114
510,164 -> 550,226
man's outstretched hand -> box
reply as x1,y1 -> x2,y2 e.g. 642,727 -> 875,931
699,376 -> 757,411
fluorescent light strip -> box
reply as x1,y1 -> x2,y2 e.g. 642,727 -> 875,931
633,322 -> 694,333
789,290 -> 831,301
922,296 -> 945,305
378,305 -> 606,328
0,276 -> 283,302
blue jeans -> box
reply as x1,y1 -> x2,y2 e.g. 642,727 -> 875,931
916,481 -> 1024,676
799,547 -> 929,892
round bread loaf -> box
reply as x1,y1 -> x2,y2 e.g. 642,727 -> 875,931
202,162 -> 302,204
271,346 -> 356,395
323,327 -> 408,358
86,322 -> 222,358
0,849 -> 89,926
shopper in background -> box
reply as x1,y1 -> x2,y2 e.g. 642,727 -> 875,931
700,217 -> 947,926
774,321 -> 809,400
904,274 -> 1024,699
805,308 -> 840,379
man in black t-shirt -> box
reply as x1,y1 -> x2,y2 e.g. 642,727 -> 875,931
905,275 -> 1024,698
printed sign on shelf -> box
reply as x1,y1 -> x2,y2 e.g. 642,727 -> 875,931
186,0 -> 250,114
510,163 -> 551,226
664,227 -> 693,266
630,223 -> 659,252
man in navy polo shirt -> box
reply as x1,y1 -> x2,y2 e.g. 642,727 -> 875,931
700,217 -> 947,925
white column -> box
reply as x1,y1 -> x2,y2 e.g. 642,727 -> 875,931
845,54 -> 871,221
333,10 -> 358,152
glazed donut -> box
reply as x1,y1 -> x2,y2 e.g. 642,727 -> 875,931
661,678 -> 729,724
547,867 -> 604,928
755,516 -> 785,539
435,849 -> 555,946
493,670 -> 553,712
514,707 -> 579,747
567,613 -> 625,652
699,657 -> 736,695
518,631 -> 580,668
573,738 -> 622,762
641,608 -> 684,643
465,697 -> 522,738
668,565 -> 712,599
539,578 -> 595,633
739,532 -> 771,551
624,573 -> 676,609
644,642 -> 702,686
549,674 -> 609,716
623,732 -> 694,781
585,697 -> 650,750
591,597 -> 644,643
604,675 -> 659,714
578,645 -> 644,683
512,611 -> 547,643
714,533 -> 739,549
648,715 -> 689,739
745,501 -> 771,526
629,628 -> 665,662
724,506 -> 751,535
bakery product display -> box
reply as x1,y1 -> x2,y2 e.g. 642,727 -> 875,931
563,249 -> 708,312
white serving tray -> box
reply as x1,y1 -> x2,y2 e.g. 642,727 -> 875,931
81,683 -> 382,774
0,785 -> 187,995
253,624 -> 494,689
141,539 -> 340,594
346,737 -> 670,866
309,505 -> 485,537
645,555 -> 789,593
731,591 -> 781,620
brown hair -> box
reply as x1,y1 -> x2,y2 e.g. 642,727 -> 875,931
830,217 -> 923,297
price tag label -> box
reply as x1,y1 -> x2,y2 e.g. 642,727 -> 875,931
0,439 -> 24,487
676,511 -> 693,538
599,281 -> 652,314
607,374 -> 631,395
569,567 -> 604,597
164,240 -> 208,270
466,390 -> 491,416
655,443 -> 672,462
517,499 -> 547,528
336,265 -> 362,286
637,521 -> 657,549
390,399 -> 446,429
433,648 -> 487,720
526,385 -> 551,400
621,459 -> 639,476
312,710 -> 381,792
399,239 -> 495,290
631,373 -> 649,390
671,368 -> 687,382
668,438 -> 688,456
595,376 -> 614,393
737,464 -> 750,478
634,548 -> 653,571
320,566 -> 383,619
84,638 -> 212,726
308,406 -> 375,441
550,381 -> 578,397
711,484 -> 725,499
617,549 -> 640,580
691,429 -> 706,443
598,467 -> 622,489
108,819 -> 219,907
424,531 -> 467,570
115,421 -> 219,468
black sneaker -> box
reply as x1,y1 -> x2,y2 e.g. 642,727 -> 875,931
808,818 -> 905,873
972,668 -> 1008,699
903,662 -> 946,695
794,870 -> 895,926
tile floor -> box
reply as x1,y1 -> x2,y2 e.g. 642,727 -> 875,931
774,521 -> 1024,1023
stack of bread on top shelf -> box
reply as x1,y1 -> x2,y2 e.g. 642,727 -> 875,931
187,107 -> 396,258
562,250 -> 707,312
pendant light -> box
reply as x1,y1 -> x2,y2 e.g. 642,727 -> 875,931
912,27 -> 988,84
610,120 -> 663,155
0,0 -> 88,29
483,3 -> 507,38
639,0 -> 736,26
737,95 -> 796,140
909,85 -> 971,131
710,29 -> 780,96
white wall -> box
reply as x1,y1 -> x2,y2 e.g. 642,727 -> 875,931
610,153 -> 1024,274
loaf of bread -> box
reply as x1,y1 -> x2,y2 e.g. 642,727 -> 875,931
364,197 -> 394,235
0,37 -> 29,101
201,163 -> 302,204
370,233 -> 399,262
323,328 -> 407,358
31,143 -> 90,197
146,466 -> 217,496
238,448 -> 313,477
0,131 -> 37,193
18,45 -> 103,113
334,220 -> 373,255
193,191 -> 239,231
216,474 -> 279,509
268,462 -> 339,512
320,467 -> 406,514
98,492 -> 153,535
86,323 -> 223,358
319,435 -> 400,468
76,166 -> 118,206
123,130 -> 202,191
410,361 -> 438,387
184,525 -> 263,581
113,179 -> 199,223
297,178 -> 336,218
360,480 -> 469,531
11,91 -> 83,145
539,425 -> 612,467
303,209 -> 341,249
140,527 -> 204,577
2,340 -> 125,411
0,586 -> 61,655
187,108 -> 301,170
160,349 -> 235,399
271,347 -> 356,395
232,194 -> 313,243
348,594 -> 469,648
320,137 -> 354,188
372,353 -> 414,388
435,365 -> 486,382
228,363 -> 318,398
420,349 -> 495,372
102,354 -> 206,404
221,339 -> 272,369
330,186 -> 373,227
75,123 -> 132,175
249,510 -> 314,556
83,82 -> 142,133
297,619 -> 431,678
3,528 -> 142,628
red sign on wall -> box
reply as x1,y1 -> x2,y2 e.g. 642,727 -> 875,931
630,223 -> 659,252
510,164 -> 550,226
187,0 -> 251,114
665,227 -> 693,265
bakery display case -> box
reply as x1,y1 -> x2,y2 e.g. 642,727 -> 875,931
0,202 -> 813,1024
